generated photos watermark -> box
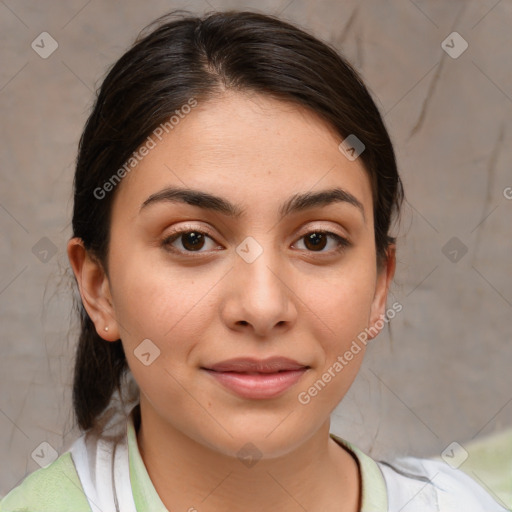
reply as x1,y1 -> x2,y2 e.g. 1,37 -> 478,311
298,301 -> 403,405
93,97 -> 198,200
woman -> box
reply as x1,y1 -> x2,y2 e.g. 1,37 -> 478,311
0,10 -> 507,512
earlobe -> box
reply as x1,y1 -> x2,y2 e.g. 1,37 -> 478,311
67,237 -> 120,342
367,245 -> 397,340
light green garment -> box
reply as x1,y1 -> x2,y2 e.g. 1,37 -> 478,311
0,451 -> 90,511
0,415 -> 387,511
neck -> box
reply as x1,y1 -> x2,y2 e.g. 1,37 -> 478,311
134,401 -> 361,512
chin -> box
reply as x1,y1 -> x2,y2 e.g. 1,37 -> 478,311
194,415 -> 320,461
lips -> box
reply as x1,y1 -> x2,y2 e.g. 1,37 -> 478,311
205,356 -> 308,373
202,357 -> 310,399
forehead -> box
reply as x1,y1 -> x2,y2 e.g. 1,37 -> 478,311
112,91 -> 373,221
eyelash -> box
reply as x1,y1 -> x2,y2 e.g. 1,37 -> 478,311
161,225 -> 351,256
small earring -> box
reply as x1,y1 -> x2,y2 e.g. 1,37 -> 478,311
104,326 -> 109,332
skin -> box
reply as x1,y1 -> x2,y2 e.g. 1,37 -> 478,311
68,90 -> 396,512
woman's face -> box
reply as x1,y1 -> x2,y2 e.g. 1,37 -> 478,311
88,91 -> 393,457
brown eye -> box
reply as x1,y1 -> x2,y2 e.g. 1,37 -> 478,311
163,229 -> 218,253
303,232 -> 328,251
180,231 -> 206,251
295,231 -> 350,254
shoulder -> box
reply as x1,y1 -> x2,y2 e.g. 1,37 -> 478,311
0,451 -> 91,512
378,455 -> 509,512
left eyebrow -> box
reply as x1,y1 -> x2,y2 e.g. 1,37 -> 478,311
140,186 -> 366,223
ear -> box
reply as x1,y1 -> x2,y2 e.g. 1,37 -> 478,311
367,244 -> 396,341
67,237 -> 120,342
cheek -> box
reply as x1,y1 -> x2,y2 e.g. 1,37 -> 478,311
301,252 -> 376,393
295,274 -> 374,410
108,245 -> 219,352
109,252 -> 219,413
310,257 -> 377,339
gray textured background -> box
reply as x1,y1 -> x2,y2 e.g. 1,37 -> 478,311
1,0 -> 511,496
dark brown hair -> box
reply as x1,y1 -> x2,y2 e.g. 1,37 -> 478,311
71,9 -> 404,432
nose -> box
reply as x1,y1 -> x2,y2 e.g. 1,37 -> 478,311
220,236 -> 298,337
